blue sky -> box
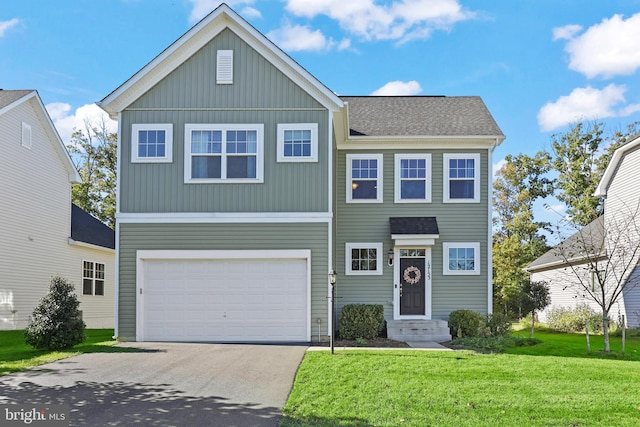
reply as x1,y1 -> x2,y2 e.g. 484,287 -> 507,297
2,0 -> 640,237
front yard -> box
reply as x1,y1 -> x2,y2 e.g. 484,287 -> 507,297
281,331 -> 640,426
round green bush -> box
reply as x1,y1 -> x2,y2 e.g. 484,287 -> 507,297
448,309 -> 485,338
339,304 -> 384,340
24,276 -> 86,350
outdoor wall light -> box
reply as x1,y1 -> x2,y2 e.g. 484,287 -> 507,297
329,269 -> 337,285
387,249 -> 394,266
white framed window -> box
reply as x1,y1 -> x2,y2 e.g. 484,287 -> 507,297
443,242 -> 480,275
83,260 -> 105,296
21,122 -> 32,149
217,50 -> 233,84
184,124 -> 264,183
277,123 -> 318,162
443,153 -> 480,203
132,124 -> 173,163
394,153 -> 431,203
346,154 -> 383,203
345,243 -> 383,275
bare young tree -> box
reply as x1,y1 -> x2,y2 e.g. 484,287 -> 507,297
553,200 -> 640,351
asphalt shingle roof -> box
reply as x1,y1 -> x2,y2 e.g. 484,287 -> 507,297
71,204 -> 115,250
340,96 -> 504,137
0,89 -> 33,110
390,217 -> 440,235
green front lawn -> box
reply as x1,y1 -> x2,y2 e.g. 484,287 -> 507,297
0,329 -> 116,375
281,332 -> 640,426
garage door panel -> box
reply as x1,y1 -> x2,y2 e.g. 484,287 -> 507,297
141,257 -> 308,342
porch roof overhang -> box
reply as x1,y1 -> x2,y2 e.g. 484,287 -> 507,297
390,217 -> 440,246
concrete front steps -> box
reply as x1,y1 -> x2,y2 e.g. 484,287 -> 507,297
387,319 -> 452,343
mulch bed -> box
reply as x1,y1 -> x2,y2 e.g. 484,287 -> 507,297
312,337 -> 411,348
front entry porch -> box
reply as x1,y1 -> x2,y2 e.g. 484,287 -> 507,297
387,319 -> 452,343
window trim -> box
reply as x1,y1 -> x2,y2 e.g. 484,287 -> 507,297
276,123 -> 318,162
443,242 -> 480,275
131,124 -> 173,163
184,123 -> 264,184
82,260 -> 105,296
443,153 -> 480,203
394,153 -> 431,203
345,242 -> 383,275
21,122 -> 32,149
346,153 -> 383,203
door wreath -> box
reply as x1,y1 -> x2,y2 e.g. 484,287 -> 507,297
403,266 -> 421,285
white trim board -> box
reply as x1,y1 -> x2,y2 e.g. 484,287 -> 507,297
117,212 -> 333,223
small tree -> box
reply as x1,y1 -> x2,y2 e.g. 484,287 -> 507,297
520,281 -> 551,338
25,276 -> 86,350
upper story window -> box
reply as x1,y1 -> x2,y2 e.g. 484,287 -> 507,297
184,124 -> 264,183
443,153 -> 480,203
21,122 -> 32,149
83,260 -> 105,296
346,154 -> 383,203
443,242 -> 480,275
277,123 -> 318,162
132,124 -> 173,163
345,242 -> 383,275
394,153 -> 431,203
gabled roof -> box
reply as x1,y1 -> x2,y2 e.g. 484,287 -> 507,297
98,3 -> 343,118
595,134 -> 640,196
340,96 -> 505,138
390,217 -> 440,235
71,204 -> 115,250
0,89 -> 81,183
525,216 -> 605,272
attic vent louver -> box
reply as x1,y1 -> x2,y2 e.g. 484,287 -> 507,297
217,50 -> 233,84
21,122 -> 32,149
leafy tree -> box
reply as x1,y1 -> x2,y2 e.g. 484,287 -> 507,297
24,276 -> 86,350
520,281 -> 550,338
493,153 -> 553,316
67,117 -> 117,229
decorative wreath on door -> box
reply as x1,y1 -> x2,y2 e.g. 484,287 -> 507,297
403,266 -> 422,285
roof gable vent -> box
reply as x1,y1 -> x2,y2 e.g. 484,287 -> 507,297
217,50 -> 233,84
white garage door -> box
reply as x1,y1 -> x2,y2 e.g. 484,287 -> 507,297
139,253 -> 309,342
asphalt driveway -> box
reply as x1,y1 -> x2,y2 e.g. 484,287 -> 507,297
0,342 -> 307,426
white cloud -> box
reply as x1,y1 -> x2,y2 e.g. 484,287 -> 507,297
492,159 -> 507,177
371,80 -> 422,96
552,24 -> 582,41
560,13 -> 640,78
267,23 -> 329,52
0,18 -> 19,37
46,103 -> 118,146
537,84 -> 640,132
545,204 -> 566,214
187,0 -> 257,23
283,0 -> 474,43
240,6 -> 262,19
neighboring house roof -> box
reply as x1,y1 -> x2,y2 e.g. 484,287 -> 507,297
390,217 -> 440,235
595,134 -> 640,196
525,216 -> 605,272
98,3 -> 343,117
340,96 -> 505,138
0,89 -> 81,183
70,204 -> 115,250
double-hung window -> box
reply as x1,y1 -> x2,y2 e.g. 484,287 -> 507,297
83,261 -> 105,295
277,123 -> 318,162
443,243 -> 480,275
443,153 -> 480,202
132,124 -> 173,163
394,153 -> 431,203
184,124 -> 264,183
346,154 -> 383,203
345,243 -> 383,275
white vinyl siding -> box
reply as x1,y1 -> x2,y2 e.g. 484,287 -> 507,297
216,50 -> 233,84
345,243 -> 383,275
443,242 -> 480,275
277,123 -> 318,162
394,153 -> 431,203
346,154 -> 383,203
131,124 -> 173,163
443,153 -> 480,203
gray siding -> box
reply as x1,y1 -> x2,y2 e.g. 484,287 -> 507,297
335,149 -> 489,321
118,222 -> 329,340
120,28 -> 329,213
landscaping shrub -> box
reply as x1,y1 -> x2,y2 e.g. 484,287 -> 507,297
448,309 -> 485,338
24,276 -> 86,350
339,304 -> 384,340
546,304 -> 602,333
485,312 -> 512,337
451,335 -> 541,353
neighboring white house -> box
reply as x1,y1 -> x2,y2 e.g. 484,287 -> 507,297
0,89 -> 115,330
526,134 -> 640,328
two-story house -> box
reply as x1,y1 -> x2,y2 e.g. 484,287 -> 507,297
0,89 -> 115,330
527,134 -> 640,328
98,4 -> 504,343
